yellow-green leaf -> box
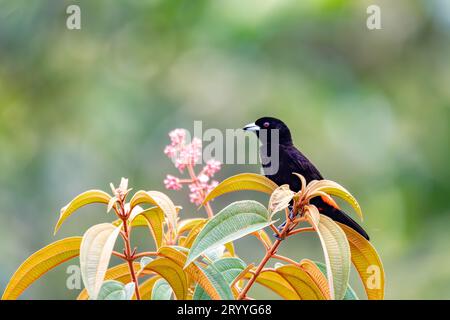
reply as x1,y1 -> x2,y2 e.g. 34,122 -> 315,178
130,207 -> 165,249
309,213 -> 351,300
178,218 -> 207,235
77,262 -> 140,300
276,265 -> 328,300
337,223 -> 385,300
80,223 -> 122,300
202,173 -> 278,204
158,247 -> 224,300
54,190 -> 111,235
183,220 -> 208,248
193,257 -> 246,300
142,257 -> 188,300
311,180 -> 363,221
138,276 -> 162,300
244,269 -> 299,300
2,237 -> 81,300
130,190 -> 178,229
298,259 -> 331,299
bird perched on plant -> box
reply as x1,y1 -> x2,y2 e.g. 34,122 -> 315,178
243,116 -> 369,240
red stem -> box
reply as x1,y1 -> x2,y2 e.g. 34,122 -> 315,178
120,201 -> 141,300
238,207 -> 297,300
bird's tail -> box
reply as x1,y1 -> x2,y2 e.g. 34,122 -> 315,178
313,198 -> 370,240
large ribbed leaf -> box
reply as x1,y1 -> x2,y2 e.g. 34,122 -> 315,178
312,260 -> 358,300
276,265 -> 327,300
192,257 -> 246,300
158,247 -> 225,300
337,223 -> 385,300
80,223 -> 122,300
2,237 -> 81,300
298,259 -> 331,299
308,211 -> 351,300
54,190 -> 111,234
142,257 -> 188,300
192,264 -> 233,300
202,173 -> 278,204
243,269 -> 299,300
185,200 -> 272,266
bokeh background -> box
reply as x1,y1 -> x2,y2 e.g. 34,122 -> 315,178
1,0 -> 449,299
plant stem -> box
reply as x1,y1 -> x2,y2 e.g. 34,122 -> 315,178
121,212 -> 141,300
288,227 -> 314,236
272,254 -> 301,267
112,251 -> 127,260
238,207 -> 295,300
204,202 -> 214,219
237,239 -> 282,300
133,251 -> 158,259
187,163 -> 214,218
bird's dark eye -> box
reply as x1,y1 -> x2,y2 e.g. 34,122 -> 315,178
263,122 -> 270,128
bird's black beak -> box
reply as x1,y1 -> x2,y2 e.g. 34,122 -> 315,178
243,122 -> 260,132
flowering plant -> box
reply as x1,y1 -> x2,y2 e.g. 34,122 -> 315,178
2,129 -> 385,301
163,129 -> 221,217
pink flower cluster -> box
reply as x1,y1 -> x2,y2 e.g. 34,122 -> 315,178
163,129 -> 222,205
164,129 -> 202,172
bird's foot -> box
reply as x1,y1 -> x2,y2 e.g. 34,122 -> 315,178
273,222 -> 287,240
288,205 -> 297,221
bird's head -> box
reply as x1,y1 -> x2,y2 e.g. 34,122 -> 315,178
243,117 -> 293,145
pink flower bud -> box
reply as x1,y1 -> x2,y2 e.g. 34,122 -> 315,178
164,175 -> 182,190
197,173 -> 210,184
164,145 -> 177,158
169,129 -> 186,146
203,159 -> 222,177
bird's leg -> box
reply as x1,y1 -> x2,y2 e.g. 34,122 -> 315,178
288,205 -> 296,221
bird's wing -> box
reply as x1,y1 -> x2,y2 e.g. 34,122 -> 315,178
283,145 -> 324,182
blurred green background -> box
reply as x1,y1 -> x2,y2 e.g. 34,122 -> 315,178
1,0 -> 449,299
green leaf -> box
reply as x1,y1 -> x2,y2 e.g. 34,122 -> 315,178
193,257 -> 247,300
80,223 -> 122,300
124,283 -> 136,300
313,261 -> 358,300
140,257 -> 154,269
97,280 -> 134,300
185,200 -> 272,267
211,257 -> 247,284
204,245 -> 226,262
192,260 -> 237,300
151,279 -> 173,300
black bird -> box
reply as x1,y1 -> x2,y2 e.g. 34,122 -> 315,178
243,116 -> 369,240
